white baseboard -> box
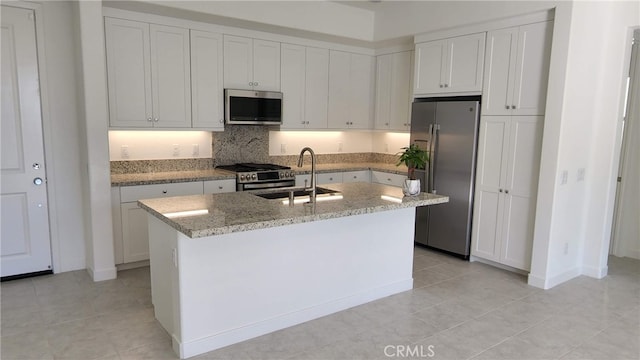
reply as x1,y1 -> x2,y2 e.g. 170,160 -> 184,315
176,279 -> 413,359
87,266 -> 117,281
528,267 -> 580,289
581,265 -> 608,279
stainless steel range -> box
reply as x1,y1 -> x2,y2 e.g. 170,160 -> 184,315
216,163 -> 296,191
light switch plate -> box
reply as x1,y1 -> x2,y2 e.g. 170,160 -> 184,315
121,145 -> 130,159
172,144 -> 180,157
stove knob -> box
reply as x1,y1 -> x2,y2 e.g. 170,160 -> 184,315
251,174 -> 257,180
290,172 -> 294,178
240,175 -> 245,181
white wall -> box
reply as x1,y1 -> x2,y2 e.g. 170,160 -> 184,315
130,0 -> 375,42
37,1 -> 87,273
268,131 -> 409,156
108,131 -> 213,160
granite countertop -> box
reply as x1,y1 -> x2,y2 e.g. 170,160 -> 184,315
138,182 -> 448,238
111,163 -> 407,187
111,169 -> 236,186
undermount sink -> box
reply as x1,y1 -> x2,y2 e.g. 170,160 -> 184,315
253,187 -> 339,200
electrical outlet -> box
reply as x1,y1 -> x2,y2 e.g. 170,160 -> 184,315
384,143 -> 389,152
338,143 -> 343,152
280,144 -> 287,154
192,144 -> 199,157
561,170 -> 568,185
577,168 -> 585,182
121,145 -> 130,159
172,144 -> 180,157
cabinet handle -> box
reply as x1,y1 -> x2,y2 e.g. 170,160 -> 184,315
444,84 -> 449,88
218,186 -> 223,190
505,189 -> 509,194
353,176 -> 357,179
301,121 -> 306,124
162,190 -> 167,194
306,121 -> 310,125
439,84 -> 444,88
499,189 -> 503,192
505,105 -> 510,110
511,105 -> 516,109
385,123 -> 389,126
387,178 -> 391,181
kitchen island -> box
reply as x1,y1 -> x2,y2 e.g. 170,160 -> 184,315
139,183 -> 448,359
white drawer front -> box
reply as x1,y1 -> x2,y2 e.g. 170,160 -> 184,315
120,181 -> 204,202
203,179 -> 236,194
295,174 -> 311,187
371,171 -> 406,188
317,172 -> 343,185
342,170 -> 371,183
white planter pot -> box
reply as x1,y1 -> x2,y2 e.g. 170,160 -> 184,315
402,179 -> 421,196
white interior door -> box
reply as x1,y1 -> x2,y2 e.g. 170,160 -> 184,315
1,6 -> 52,277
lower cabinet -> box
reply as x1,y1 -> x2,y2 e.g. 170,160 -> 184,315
371,171 -> 406,187
317,172 -> 342,185
342,170 -> 371,183
113,179 -> 235,265
471,116 -> 544,271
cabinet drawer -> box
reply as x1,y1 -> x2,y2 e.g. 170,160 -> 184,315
342,170 -> 371,183
317,172 -> 343,184
120,181 -> 204,202
203,179 -> 236,193
371,171 -> 406,187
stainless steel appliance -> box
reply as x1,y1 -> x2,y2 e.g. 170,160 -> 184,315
224,89 -> 283,125
410,96 -> 481,259
216,163 -> 295,191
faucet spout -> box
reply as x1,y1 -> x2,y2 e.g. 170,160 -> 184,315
297,147 -> 317,203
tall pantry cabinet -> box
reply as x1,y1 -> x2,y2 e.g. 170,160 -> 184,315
471,20 -> 553,271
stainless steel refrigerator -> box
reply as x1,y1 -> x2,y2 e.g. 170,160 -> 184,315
410,97 -> 481,259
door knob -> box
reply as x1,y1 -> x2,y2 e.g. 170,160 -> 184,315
33,177 -> 43,185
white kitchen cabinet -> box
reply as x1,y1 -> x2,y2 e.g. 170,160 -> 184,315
190,30 -> 224,130
375,51 -> 413,131
342,171 -> 371,183
317,172 -> 343,185
482,21 -> 553,116
328,51 -> 375,129
414,33 -> 485,95
105,18 -> 191,128
224,35 -> 280,91
471,115 -> 544,271
203,179 -> 236,193
116,181 -> 204,264
281,45 -> 330,130
295,174 -> 312,188
371,171 -> 406,188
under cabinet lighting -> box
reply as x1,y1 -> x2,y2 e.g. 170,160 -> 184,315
163,209 -> 209,218
282,194 -> 343,205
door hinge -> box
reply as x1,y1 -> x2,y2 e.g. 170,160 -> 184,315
617,177 -> 622,182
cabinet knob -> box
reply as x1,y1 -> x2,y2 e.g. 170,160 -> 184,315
218,186 -> 223,190
153,118 -> 159,122
511,105 -> 516,109
219,119 -> 223,123
439,84 -> 444,88
302,121 -> 306,124
147,117 -> 153,122
249,82 -> 253,86
162,190 -> 167,194
505,189 -> 509,194
505,105 -> 510,110
444,84 -> 449,88
499,189 -> 503,192
385,123 -> 389,126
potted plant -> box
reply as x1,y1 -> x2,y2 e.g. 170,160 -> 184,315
396,144 -> 429,196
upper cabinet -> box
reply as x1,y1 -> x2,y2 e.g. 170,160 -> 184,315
375,51 -> 413,131
190,30 -> 224,130
223,35 -> 280,91
482,21 -> 553,116
414,33 -> 485,95
280,44 -> 329,129
328,51 -> 375,129
105,18 -> 191,128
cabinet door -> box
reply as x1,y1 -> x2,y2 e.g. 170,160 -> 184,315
105,18 -> 152,128
342,171 -> 371,183
512,21 -> 553,116
111,188 -> 123,265
349,54 -> 374,129
444,33 -> 485,93
317,172 -> 342,185
253,39 -> 281,91
150,24 -> 191,128
328,50 -> 351,128
371,171 -> 406,187
190,30 -> 224,129
305,47 -> 329,129
470,116 -> 510,262
295,174 -> 312,187
374,53 -> 392,130
224,35 -> 253,89
121,202 -> 150,263
280,43 -> 306,129
482,27 -> 518,116
500,116 -> 543,270
203,179 -> 236,193
414,40 -> 445,95
389,51 -> 413,130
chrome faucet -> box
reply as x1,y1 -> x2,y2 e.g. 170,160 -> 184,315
297,147 -> 317,203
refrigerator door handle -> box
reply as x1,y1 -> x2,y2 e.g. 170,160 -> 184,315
430,124 -> 440,194
428,124 -> 435,193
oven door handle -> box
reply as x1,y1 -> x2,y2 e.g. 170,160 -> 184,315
241,181 -> 296,190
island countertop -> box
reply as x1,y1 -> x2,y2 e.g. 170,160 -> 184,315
138,182 -> 448,238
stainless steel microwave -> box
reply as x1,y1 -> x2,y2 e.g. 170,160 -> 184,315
224,89 -> 283,125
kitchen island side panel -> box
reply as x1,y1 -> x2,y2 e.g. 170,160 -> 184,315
148,208 -> 415,359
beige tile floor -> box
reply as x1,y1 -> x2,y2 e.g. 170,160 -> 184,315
1,246 -> 638,360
